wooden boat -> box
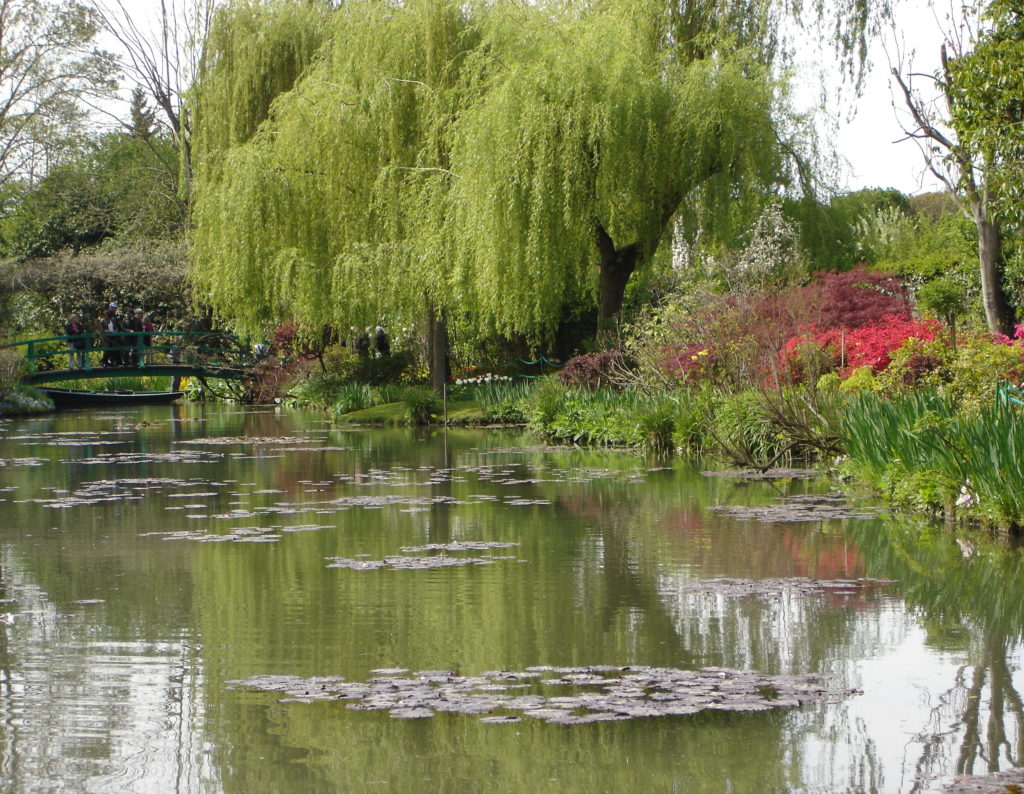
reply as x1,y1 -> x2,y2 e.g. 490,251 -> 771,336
41,387 -> 185,408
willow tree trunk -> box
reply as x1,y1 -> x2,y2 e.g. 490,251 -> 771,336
427,304 -> 449,395
595,230 -> 641,330
975,212 -> 1016,337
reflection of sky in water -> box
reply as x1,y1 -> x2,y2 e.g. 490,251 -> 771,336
0,403 -> 1020,792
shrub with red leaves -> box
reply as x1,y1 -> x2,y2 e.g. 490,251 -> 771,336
802,268 -> 911,329
559,350 -> 624,388
647,268 -> 912,388
781,315 -> 941,378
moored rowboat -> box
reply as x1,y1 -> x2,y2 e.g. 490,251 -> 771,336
40,388 -> 185,408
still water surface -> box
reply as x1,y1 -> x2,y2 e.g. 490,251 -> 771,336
0,403 -> 1021,793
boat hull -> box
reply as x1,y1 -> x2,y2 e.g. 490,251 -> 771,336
41,388 -> 185,408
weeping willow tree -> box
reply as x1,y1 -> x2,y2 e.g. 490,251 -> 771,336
191,0 -> 888,386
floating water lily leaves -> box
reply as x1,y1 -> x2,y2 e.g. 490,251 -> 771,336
710,492 -> 885,522
227,665 -> 860,725
326,555 -> 515,570
680,577 -> 893,600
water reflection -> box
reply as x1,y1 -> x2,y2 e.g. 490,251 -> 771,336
851,520 -> 1024,787
0,405 -> 1020,791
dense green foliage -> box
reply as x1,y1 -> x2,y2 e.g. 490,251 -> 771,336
1,131 -> 184,259
191,0 -> 889,349
948,0 -> 1024,225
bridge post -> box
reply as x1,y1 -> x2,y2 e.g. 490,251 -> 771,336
26,341 -> 34,368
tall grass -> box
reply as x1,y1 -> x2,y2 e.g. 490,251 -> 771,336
472,380 -> 532,422
842,389 -> 1024,528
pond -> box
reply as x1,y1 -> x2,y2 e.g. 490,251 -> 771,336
0,403 -> 1021,792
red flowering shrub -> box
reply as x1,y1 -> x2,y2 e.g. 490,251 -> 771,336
780,315 -> 942,379
994,323 -> 1024,346
559,350 -> 625,388
643,268 -> 912,388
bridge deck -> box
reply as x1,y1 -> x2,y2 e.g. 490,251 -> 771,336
2,330 -> 260,386
24,364 -> 249,386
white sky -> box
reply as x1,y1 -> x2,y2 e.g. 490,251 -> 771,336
794,0 -> 958,196
107,0 -> 951,198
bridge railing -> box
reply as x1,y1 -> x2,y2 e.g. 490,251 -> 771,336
0,330 -> 264,376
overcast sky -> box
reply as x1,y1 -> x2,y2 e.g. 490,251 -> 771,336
798,0 -> 957,196
108,0 -> 954,198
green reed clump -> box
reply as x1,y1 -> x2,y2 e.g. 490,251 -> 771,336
402,385 -> 441,425
472,380 -> 531,422
636,397 -> 679,453
841,389 -> 1024,529
333,382 -> 373,414
704,389 -> 785,467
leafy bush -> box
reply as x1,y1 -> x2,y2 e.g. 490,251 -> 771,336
333,382 -> 373,414
0,348 -> 27,394
350,350 -> 415,385
0,384 -> 53,416
558,350 -> 624,388
524,377 -> 569,427
402,386 -> 441,425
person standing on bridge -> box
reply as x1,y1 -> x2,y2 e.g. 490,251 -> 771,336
64,314 -> 88,370
141,312 -> 154,364
126,309 -> 144,366
101,305 -> 124,367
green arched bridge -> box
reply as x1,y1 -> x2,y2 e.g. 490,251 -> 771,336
1,330 -> 263,385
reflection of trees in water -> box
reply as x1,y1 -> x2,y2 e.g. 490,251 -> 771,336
904,631 -> 1024,790
850,520 -> 1024,786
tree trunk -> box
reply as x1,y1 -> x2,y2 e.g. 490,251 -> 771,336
427,303 -> 449,395
974,209 -> 1016,337
595,227 -> 640,330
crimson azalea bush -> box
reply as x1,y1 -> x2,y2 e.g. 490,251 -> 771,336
781,315 -> 943,379
652,268 -> 915,387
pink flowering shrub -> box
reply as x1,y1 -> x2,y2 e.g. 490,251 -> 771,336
994,324 -> 1024,346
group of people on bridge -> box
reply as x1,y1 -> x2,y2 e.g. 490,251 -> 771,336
63,303 -> 154,369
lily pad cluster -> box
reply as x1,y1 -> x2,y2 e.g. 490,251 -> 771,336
228,665 -> 860,724
710,493 -> 885,522
942,768 -> 1024,793
325,555 -> 516,570
327,541 -> 521,570
679,577 -> 893,600
702,468 -> 824,480
25,477 -> 234,508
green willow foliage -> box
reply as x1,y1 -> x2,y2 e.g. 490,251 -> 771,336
191,0 -> 886,341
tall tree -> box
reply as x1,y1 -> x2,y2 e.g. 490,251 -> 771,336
0,0 -> 117,186
191,0 -> 888,385
89,0 -> 216,194
891,0 -> 1020,336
